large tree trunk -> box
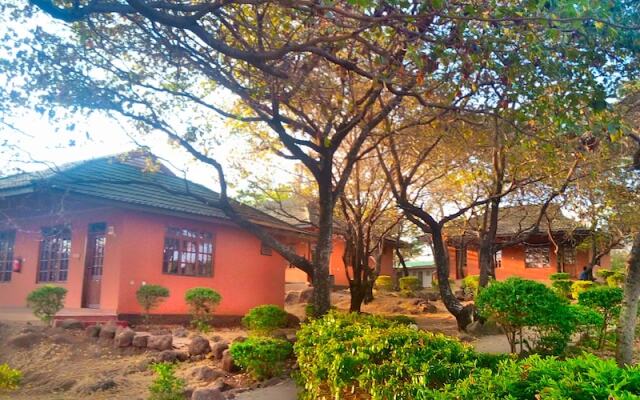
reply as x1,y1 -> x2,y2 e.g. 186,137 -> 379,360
432,226 -> 474,330
313,183 -> 334,316
616,232 -> 640,366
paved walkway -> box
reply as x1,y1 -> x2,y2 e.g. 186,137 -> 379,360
236,379 -> 299,400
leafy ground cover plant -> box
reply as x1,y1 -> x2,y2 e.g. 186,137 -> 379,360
242,304 -> 288,335
578,286 -> 624,348
230,337 -> 293,380
0,364 -> 21,391
148,363 -> 185,400
26,285 -> 67,325
136,284 -> 170,324
184,287 -> 221,332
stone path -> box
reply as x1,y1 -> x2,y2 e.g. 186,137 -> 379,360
235,379 -> 298,400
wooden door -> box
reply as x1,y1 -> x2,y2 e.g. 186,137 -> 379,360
82,223 -> 106,309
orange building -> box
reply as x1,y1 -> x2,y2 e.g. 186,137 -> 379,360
446,205 -> 610,282
0,154 -> 312,321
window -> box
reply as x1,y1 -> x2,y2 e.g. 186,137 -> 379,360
260,242 -> 273,256
38,225 -> 72,282
524,245 -> 550,268
494,250 -> 503,269
163,227 -> 214,276
563,245 -> 577,265
0,231 -> 15,282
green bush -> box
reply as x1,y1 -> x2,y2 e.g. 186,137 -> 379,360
385,315 -> 417,325
549,272 -> 571,281
148,363 -> 185,400
136,284 -> 170,323
476,278 -> 579,355
461,275 -> 479,296
428,353 -> 640,400
595,268 -> 615,280
230,337 -> 293,380
374,275 -> 393,291
184,287 -> 222,332
399,276 -> 420,292
571,280 -> 594,300
294,311 -> 506,400
0,364 -> 21,391
578,286 -> 624,348
242,305 -> 288,335
551,279 -> 573,298
26,285 -> 67,325
606,271 -> 625,288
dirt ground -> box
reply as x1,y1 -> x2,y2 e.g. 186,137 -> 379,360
0,289 -> 514,399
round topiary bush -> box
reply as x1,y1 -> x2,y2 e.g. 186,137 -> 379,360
549,272 -> 571,281
242,304 -> 289,335
551,279 -> 573,299
184,287 -> 222,332
136,284 -> 170,323
374,275 -> 394,291
230,337 -> 293,380
26,285 -> 67,325
571,280 -> 595,300
399,276 -> 420,292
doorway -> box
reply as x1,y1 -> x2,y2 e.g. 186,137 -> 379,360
82,223 -> 107,309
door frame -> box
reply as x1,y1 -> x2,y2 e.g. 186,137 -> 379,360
82,222 -> 107,309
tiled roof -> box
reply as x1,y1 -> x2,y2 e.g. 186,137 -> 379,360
0,153 -> 303,233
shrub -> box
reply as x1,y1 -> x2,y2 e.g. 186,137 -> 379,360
0,364 -> 21,391
242,305 -> 288,335
549,272 -> 570,281
571,280 -> 594,300
148,363 -> 185,400
385,315 -> 417,325
595,268 -> 615,280
476,278 -> 577,355
230,337 -> 293,380
374,275 -> 393,291
606,271 -> 625,288
461,275 -> 479,297
551,279 -> 573,298
399,276 -> 420,292
136,284 -> 170,323
428,354 -> 640,400
294,311 -> 506,400
26,285 -> 67,325
578,286 -> 624,348
184,287 -> 222,332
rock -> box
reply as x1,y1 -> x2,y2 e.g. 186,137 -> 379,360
232,336 -> 246,344
114,328 -> 135,347
188,335 -> 211,356
75,378 -> 117,394
190,366 -> 225,381
208,379 -> 231,392
8,332 -> 44,348
59,319 -> 84,330
454,289 -> 466,301
425,292 -> 441,302
209,335 -> 223,343
191,387 -> 224,400
190,354 -> 206,362
286,333 -> 297,344
50,334 -> 73,345
173,327 -> 189,338
98,323 -> 117,340
124,359 -> 151,375
176,351 -> 189,362
285,312 -> 301,328
221,349 -> 239,373
467,320 -> 503,336
421,303 -> 438,313
155,350 -> 182,363
147,334 -> 173,351
284,291 -> 301,304
85,325 -> 101,338
150,328 -> 172,336
211,341 -> 229,360
299,287 -> 314,303
183,387 -> 195,399
458,334 -> 475,343
132,333 -> 149,348
271,330 -> 288,340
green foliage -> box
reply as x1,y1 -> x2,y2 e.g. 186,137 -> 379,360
595,268 -> 615,280
551,279 -> 573,298
136,284 -> 170,323
476,278 -> 581,355
399,276 -> 420,292
184,287 -> 221,332
148,363 -> 185,400
606,271 -> 625,288
230,337 -> 293,380
374,275 -> 393,291
26,285 -> 67,325
0,364 -> 21,391
384,315 -> 417,325
571,280 -> 595,300
242,304 -> 288,335
294,311 -> 506,400
461,275 -> 479,296
549,272 -> 570,281
578,286 -> 624,348
428,354 -> 640,400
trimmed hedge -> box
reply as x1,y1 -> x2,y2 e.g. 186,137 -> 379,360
184,287 -> 221,331
26,285 -> 67,325
571,280 -> 595,300
230,337 -> 293,380
461,275 -> 480,296
374,275 -> 394,291
242,304 -> 288,335
549,272 -> 571,281
399,276 -> 421,292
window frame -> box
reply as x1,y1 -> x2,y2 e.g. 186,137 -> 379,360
162,227 -> 215,277
524,244 -> 550,268
260,241 -> 273,256
37,225 -> 72,282
563,244 -> 577,265
0,231 -> 16,283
